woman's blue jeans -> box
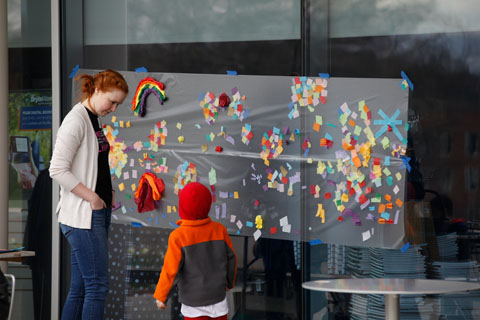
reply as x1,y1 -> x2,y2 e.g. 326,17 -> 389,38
60,207 -> 111,320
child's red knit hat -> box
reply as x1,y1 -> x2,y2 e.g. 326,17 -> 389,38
178,182 -> 212,220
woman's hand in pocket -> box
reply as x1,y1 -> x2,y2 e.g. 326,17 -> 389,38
90,193 -> 106,210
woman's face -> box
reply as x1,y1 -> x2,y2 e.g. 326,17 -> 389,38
91,88 -> 127,117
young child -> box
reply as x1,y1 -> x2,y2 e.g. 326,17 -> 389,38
154,182 -> 237,320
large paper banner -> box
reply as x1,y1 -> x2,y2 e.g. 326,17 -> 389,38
73,71 -> 409,248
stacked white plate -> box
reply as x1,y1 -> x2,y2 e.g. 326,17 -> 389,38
347,245 -> 431,320
436,233 -> 459,260
431,260 -> 480,319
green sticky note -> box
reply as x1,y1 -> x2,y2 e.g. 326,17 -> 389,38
358,100 -> 365,110
383,168 -> 391,176
315,115 -> 323,125
209,167 -> 217,185
354,125 -> 362,136
381,136 -> 390,149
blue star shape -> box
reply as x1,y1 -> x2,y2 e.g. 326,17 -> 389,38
400,156 -> 411,172
374,109 -> 404,141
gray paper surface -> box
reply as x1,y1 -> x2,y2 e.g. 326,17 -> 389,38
72,70 -> 408,248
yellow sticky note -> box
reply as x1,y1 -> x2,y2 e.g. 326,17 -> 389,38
201,145 -> 208,152
316,203 -> 325,223
176,122 -> 182,130
126,121 -> 131,128
131,183 -> 136,192
118,183 -> 125,191
173,206 -> 177,212
111,116 -> 117,123
307,157 -> 313,163
167,206 -> 172,213
234,192 -> 239,199
178,136 -> 185,143
341,193 -> 349,202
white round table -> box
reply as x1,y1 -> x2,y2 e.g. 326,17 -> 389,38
302,278 -> 480,320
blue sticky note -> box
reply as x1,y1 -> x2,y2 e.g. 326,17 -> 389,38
288,102 -> 295,110
226,70 -> 238,76
325,132 -> 333,141
369,206 -> 375,211
288,109 -> 295,119
198,92 -> 204,101
245,123 -> 251,131
243,109 -> 250,119
113,129 -> 119,136
156,216 -> 159,224
380,212 -> 390,220
146,217 -> 153,222
135,66 -> 148,73
131,222 -> 142,228
309,239 -> 323,246
401,242 -> 410,253
161,213 -> 167,218
273,127 -> 280,135
246,221 -> 253,227
318,73 -> 330,79
385,156 -> 390,166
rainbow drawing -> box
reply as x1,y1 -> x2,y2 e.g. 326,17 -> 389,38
131,77 -> 167,117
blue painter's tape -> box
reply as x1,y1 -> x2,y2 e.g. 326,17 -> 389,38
400,70 -> 414,91
135,66 -> 148,73
69,64 -> 79,78
309,239 -> 323,246
401,242 -> 410,253
318,73 -> 330,79
131,222 -> 142,228
226,70 -> 238,76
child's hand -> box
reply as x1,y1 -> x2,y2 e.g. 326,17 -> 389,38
156,300 -> 167,310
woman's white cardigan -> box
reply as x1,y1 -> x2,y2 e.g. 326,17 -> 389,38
49,103 -> 99,229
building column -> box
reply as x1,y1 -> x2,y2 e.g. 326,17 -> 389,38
0,0 -> 9,274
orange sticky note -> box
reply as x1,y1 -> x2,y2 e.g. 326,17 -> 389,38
348,119 -> 355,127
313,122 -> 320,132
386,203 -> 393,209
378,203 -> 386,213
396,199 -> 403,207
385,194 -> 392,202
352,156 -> 361,168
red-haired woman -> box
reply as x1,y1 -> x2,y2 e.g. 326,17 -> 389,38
50,69 -> 128,319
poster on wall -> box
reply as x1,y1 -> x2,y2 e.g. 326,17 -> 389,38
8,90 -> 52,201
72,70 -> 409,249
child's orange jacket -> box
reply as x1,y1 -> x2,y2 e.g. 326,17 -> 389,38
153,217 -> 237,307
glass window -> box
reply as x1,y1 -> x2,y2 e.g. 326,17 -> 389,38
7,0 -> 52,319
